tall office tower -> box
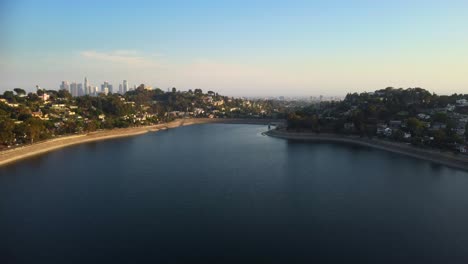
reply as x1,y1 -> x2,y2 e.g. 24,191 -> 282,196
84,77 -> 89,95
101,81 -> 109,93
94,86 -> 99,95
60,81 -> 70,92
70,82 -> 78,97
119,84 -> 123,94
103,87 -> 109,95
123,80 -> 128,94
78,83 -> 84,96
101,81 -> 113,94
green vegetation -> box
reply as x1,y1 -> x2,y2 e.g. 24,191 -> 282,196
287,87 -> 468,152
0,86 -> 287,148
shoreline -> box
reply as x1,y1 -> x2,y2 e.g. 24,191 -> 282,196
265,129 -> 468,172
0,118 -> 280,167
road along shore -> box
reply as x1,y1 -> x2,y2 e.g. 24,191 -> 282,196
266,129 -> 468,172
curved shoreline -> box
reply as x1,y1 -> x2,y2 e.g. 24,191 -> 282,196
265,129 -> 468,172
0,118 -> 280,167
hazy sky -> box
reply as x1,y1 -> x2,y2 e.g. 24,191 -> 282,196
1,0 -> 468,96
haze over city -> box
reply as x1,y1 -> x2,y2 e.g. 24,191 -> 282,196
1,0 -> 468,96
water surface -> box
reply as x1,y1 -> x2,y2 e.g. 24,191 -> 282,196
1,124 -> 468,263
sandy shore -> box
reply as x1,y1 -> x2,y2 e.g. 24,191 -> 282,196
0,118 -> 280,167
266,129 -> 468,172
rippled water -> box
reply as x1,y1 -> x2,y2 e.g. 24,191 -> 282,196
1,124 -> 468,263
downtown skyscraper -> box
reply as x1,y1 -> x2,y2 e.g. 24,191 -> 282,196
70,82 -> 78,97
60,81 -> 70,92
123,80 -> 129,94
84,77 -> 89,95
101,81 -> 113,95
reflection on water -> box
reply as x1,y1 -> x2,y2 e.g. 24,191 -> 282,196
1,124 -> 468,263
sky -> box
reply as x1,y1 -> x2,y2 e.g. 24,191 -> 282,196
1,0 -> 468,96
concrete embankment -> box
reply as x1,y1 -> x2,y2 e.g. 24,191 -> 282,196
266,129 -> 468,172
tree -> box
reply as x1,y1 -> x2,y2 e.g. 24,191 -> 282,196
465,123 -> 468,139
13,88 -> 26,96
0,117 -> 15,145
57,89 -> 72,99
3,91 -> 15,102
136,84 -> 146,91
24,118 -> 45,144
84,120 -> 99,132
407,117 -> 424,136
432,112 -> 448,123
433,129 -> 447,147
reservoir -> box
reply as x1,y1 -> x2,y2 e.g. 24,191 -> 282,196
1,124 -> 468,263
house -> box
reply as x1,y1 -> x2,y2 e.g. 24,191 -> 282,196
204,96 -> 213,103
456,128 -> 465,136
213,100 -> 224,106
52,104 -> 66,109
344,123 -> 355,130
193,108 -> 204,115
456,99 -> 468,106
446,104 -> 456,112
430,122 -> 447,130
389,120 -> 402,128
31,110 -> 43,118
41,93 -> 50,101
417,113 -> 430,120
383,128 -> 392,137
376,124 -> 388,135
459,145 -> 467,153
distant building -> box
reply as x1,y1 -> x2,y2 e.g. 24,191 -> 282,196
84,77 -> 89,95
70,82 -> 78,97
123,80 -> 129,93
101,82 -> 113,94
119,84 -> 123,94
60,81 -> 70,92
78,83 -> 84,96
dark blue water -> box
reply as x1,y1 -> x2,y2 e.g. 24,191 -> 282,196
1,124 -> 468,263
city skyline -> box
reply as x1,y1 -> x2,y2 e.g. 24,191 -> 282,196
1,0 -> 468,96
57,77 -> 136,97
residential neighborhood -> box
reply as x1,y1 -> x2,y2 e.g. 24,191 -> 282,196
0,84 -> 290,148
287,87 -> 468,154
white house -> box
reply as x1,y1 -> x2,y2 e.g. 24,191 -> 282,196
456,99 -> 468,106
